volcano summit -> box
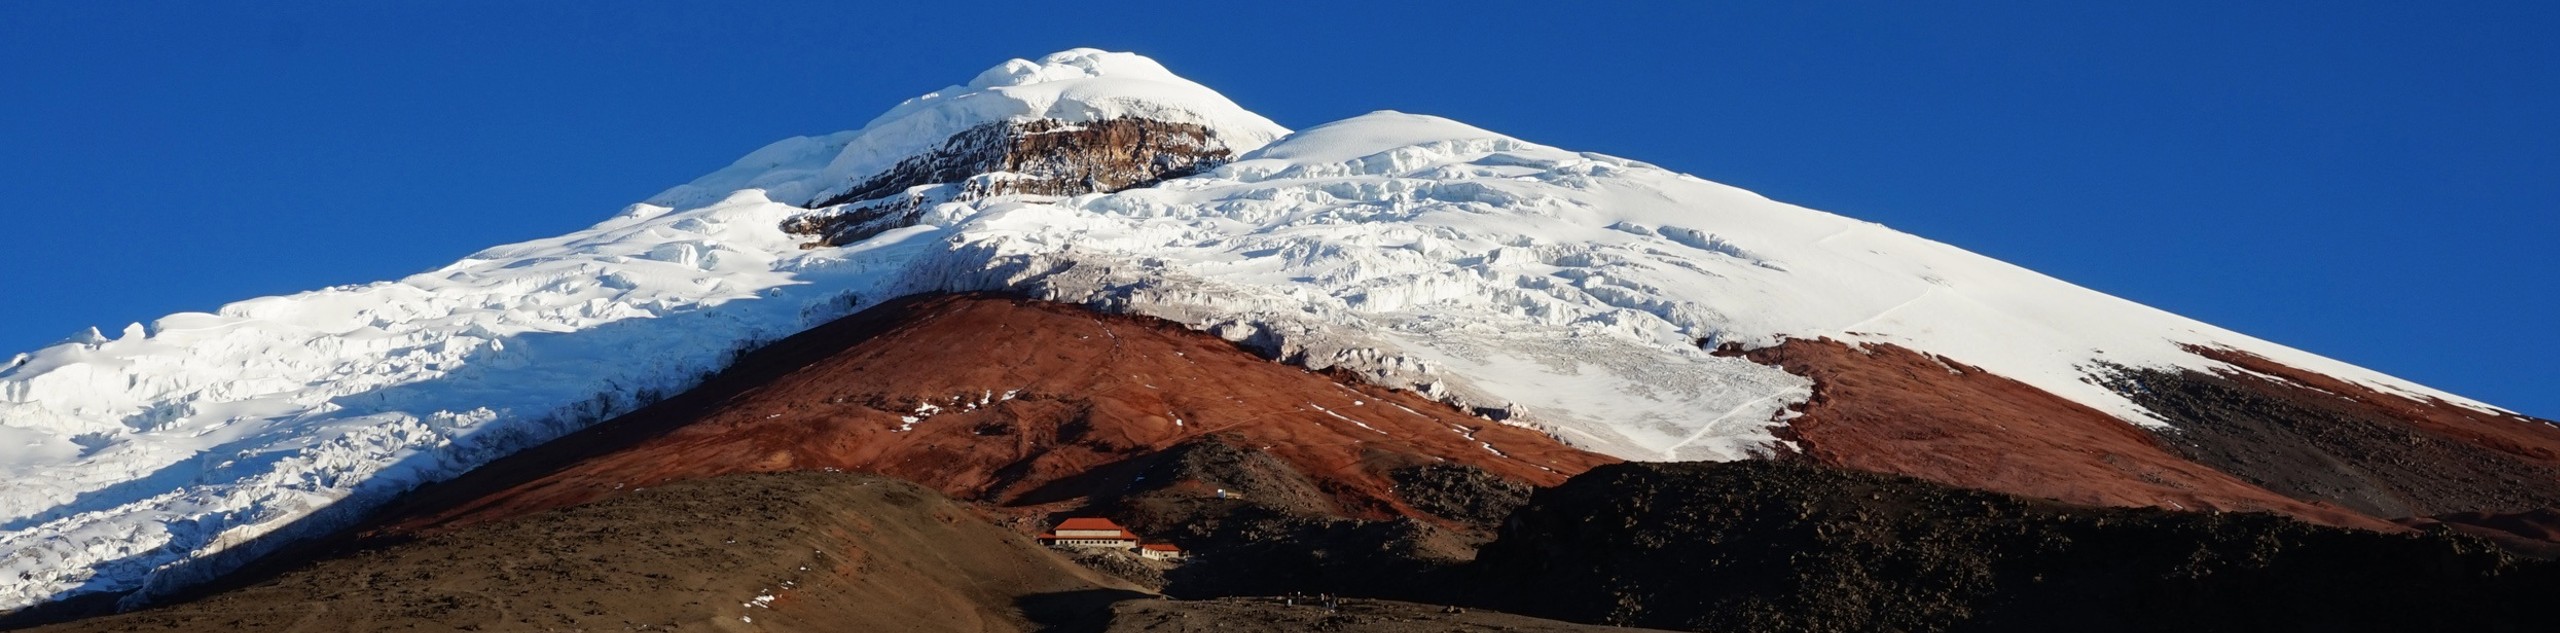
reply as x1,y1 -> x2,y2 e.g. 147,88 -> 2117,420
3,49 -> 2554,626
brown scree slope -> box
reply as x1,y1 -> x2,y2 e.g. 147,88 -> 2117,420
370,292 -> 1614,537
1735,338 -> 2394,531
2121,345 -> 2560,520
377,292 -> 2553,541
26,472 -> 1138,633
1739,337 -> 2560,536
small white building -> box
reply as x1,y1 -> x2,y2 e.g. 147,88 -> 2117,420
1138,542 -> 1185,560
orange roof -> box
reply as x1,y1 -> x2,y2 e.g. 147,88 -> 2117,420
1141,543 -> 1181,552
1039,531 -> 1139,540
1054,517 -> 1128,531
1042,517 -> 1141,541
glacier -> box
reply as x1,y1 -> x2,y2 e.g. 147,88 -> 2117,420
0,48 -> 2513,612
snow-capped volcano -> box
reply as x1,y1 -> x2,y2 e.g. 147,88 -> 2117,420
2,48 -> 2550,613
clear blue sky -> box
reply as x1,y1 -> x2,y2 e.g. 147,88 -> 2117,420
3,2 -> 2552,417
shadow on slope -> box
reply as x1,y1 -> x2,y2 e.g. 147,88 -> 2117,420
19,472 -> 1135,633
1456,460 -> 2560,633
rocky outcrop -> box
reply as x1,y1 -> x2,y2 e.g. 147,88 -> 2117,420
1729,338 -> 2389,530
1091,436 -> 1493,599
784,118 -> 1237,246
2102,345 -> 2560,520
2401,508 -> 2560,557
1108,434 -> 1347,519
1387,463 -> 1532,532
1461,460 -> 2559,633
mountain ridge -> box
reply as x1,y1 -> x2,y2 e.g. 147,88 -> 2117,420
2,48 -> 2550,614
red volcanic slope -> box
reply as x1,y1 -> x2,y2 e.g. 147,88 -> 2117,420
1737,336 -> 2560,537
369,293 -> 1615,536
1737,338 -> 2394,531
363,295 -> 2555,543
